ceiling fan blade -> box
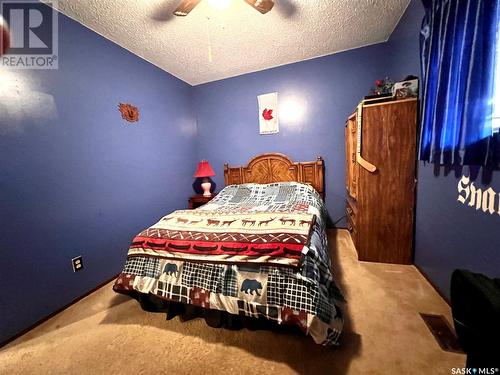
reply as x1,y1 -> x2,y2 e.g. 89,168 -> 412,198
244,0 -> 274,14
173,0 -> 202,16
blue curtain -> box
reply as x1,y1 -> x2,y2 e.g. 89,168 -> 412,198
419,0 -> 499,165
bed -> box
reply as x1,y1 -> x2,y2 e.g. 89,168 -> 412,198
113,153 -> 344,345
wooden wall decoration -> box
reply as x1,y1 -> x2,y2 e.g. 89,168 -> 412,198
224,153 -> 325,199
118,103 -> 139,123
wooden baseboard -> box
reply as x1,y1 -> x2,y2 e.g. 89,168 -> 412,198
0,273 -> 119,349
414,265 -> 450,306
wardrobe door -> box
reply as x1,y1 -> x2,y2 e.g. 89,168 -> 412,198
357,100 -> 417,264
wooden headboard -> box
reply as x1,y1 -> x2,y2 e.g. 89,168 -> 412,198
224,153 -> 325,198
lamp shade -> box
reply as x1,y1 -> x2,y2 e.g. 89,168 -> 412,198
194,160 -> 215,178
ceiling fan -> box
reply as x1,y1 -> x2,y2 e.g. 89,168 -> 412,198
173,0 -> 275,16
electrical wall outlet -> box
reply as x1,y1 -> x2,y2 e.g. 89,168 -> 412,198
72,256 -> 83,272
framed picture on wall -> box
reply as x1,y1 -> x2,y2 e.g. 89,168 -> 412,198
258,92 -> 279,135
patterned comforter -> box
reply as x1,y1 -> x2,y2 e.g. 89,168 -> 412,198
113,182 -> 344,345
128,210 -> 316,267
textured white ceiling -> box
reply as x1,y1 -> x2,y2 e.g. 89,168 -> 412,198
48,0 -> 411,85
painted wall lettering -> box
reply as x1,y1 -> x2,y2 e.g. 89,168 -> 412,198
457,175 -> 499,215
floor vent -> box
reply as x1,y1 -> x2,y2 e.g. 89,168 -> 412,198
420,313 -> 464,353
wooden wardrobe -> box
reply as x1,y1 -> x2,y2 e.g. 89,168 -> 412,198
345,98 -> 417,264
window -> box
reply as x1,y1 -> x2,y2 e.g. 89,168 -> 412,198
493,21 -> 500,134
419,1 -> 500,165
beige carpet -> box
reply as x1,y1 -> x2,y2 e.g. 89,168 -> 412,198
0,230 -> 465,374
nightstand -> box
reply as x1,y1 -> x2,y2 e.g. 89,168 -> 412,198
188,193 -> 217,209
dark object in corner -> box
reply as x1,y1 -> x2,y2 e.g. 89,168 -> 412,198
451,269 -> 500,368
420,313 -> 462,353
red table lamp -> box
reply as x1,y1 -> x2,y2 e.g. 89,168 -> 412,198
194,160 -> 215,197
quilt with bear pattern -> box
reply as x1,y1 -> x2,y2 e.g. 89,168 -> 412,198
113,182 -> 344,345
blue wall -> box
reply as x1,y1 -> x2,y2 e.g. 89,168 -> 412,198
193,44 -> 391,224
0,8 -> 197,343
